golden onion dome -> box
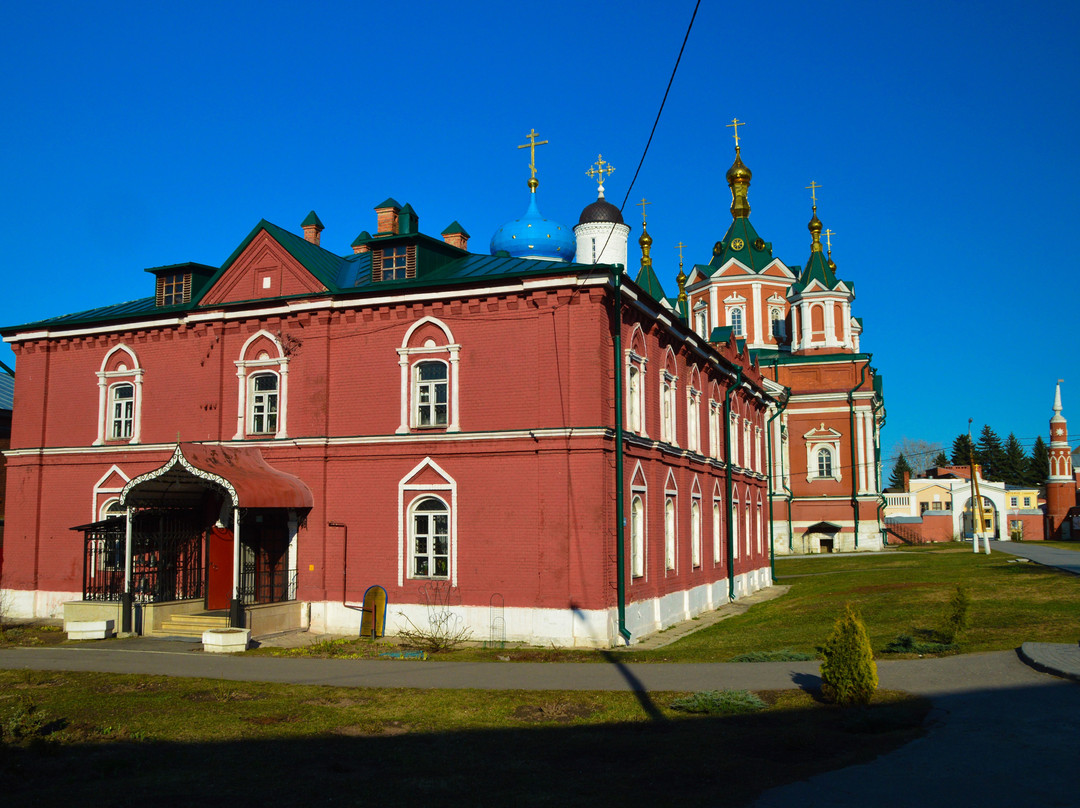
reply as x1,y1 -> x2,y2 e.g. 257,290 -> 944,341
726,149 -> 752,184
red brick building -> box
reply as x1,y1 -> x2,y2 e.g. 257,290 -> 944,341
0,192 -> 773,646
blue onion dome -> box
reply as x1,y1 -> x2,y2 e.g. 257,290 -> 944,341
490,191 -> 576,262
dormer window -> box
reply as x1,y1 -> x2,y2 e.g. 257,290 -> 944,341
157,272 -> 191,306
373,245 -> 416,282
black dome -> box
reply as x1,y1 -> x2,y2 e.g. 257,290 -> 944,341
578,198 -> 623,225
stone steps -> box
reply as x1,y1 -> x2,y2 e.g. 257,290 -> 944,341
152,613 -> 230,638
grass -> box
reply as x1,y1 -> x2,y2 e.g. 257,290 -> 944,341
0,669 -> 929,807
246,543 -> 1080,663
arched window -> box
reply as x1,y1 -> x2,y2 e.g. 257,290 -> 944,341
414,361 -> 449,427
410,497 -> 449,578
628,365 -> 641,433
817,447 -> 833,478
696,310 -> 708,339
770,307 -> 785,338
729,307 -> 744,337
731,495 -> 740,559
248,373 -> 279,435
108,383 -> 135,440
712,500 -> 722,564
631,495 -> 644,578
664,497 -> 676,570
691,500 -> 701,567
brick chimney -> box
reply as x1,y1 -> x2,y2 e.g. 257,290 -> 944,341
903,470 -> 910,492
441,220 -> 470,251
302,211 -> 324,245
374,198 -> 402,235
351,231 -> 371,255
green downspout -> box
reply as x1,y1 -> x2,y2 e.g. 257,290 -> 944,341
873,384 -> 887,545
612,266 -> 631,645
723,365 -> 744,601
766,388 -> 789,581
848,358 -> 870,549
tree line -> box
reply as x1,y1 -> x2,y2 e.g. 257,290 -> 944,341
888,426 -> 1049,490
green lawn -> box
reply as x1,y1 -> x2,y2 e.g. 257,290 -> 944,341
0,669 -> 927,807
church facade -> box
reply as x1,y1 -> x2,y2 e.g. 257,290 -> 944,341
0,150 -> 776,646
677,136 -> 886,554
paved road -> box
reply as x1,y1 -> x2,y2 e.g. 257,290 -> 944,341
989,539 -> 1080,575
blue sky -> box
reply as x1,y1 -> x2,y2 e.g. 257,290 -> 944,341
1,0 -> 1076,463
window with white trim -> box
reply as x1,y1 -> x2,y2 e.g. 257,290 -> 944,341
397,317 -> 461,434
631,495 -> 645,578
731,494 -> 740,559
95,345 -> 144,446
816,447 -> 834,479
696,309 -> 708,339
756,498 -> 763,554
744,501 -> 752,558
413,360 -> 449,427
664,496 -> 676,570
108,383 -> 135,440
410,496 -> 450,578
709,401 -> 721,458
661,373 -> 678,445
712,499 -> 722,564
234,332 -> 289,440
248,372 -> 279,434
691,499 -> 701,568
628,365 -> 641,434
729,307 -> 744,337
687,386 -> 701,453
770,306 -> 785,339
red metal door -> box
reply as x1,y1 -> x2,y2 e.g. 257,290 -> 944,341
207,526 -> 233,611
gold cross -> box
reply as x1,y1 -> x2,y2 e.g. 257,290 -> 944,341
824,228 -> 835,252
586,154 -> 615,186
676,241 -> 686,265
806,180 -> 822,206
726,118 -> 746,147
637,197 -> 651,225
518,128 -> 548,181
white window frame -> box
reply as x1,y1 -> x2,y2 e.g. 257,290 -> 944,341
94,344 -> 143,446
691,498 -> 701,568
728,306 -> 744,337
712,493 -> 723,564
398,457 -> 458,586
397,317 -> 461,434
234,330 -> 289,440
108,382 -> 135,440
687,385 -> 701,453
412,359 -> 450,428
247,371 -> 280,435
661,372 -> 678,445
804,426 -> 843,482
664,496 -> 677,571
626,351 -> 647,436
732,493 -> 740,560
631,494 -> 645,579
408,495 -> 451,579
709,400 -> 721,458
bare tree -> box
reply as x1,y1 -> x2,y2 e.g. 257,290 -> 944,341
886,437 -> 945,476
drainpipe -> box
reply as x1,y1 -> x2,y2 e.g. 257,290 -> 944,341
723,365 -> 744,601
765,388 -> 790,581
872,393 -> 888,545
329,522 -> 348,604
611,266 -> 631,645
847,357 -> 869,550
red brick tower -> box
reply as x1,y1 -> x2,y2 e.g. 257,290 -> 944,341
1046,381 -> 1075,539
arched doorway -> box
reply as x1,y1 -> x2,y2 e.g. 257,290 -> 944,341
961,495 -> 999,539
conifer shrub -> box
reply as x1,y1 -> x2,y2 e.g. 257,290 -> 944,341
940,584 -> 970,644
669,690 -> 766,715
819,604 -> 878,706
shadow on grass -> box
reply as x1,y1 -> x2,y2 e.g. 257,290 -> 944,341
0,694 -> 929,808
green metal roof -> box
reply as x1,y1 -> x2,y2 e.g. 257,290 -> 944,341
441,221 -> 469,237
634,263 -> 667,303
301,210 -> 324,229
374,197 -> 401,210
708,217 -> 775,272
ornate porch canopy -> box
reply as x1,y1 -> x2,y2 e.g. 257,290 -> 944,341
120,443 -> 314,511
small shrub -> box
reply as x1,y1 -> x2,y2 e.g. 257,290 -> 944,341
819,604 -> 878,706
2,698 -> 52,746
940,584 -> 970,644
669,690 -> 766,715
729,649 -> 816,663
883,634 -> 956,655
